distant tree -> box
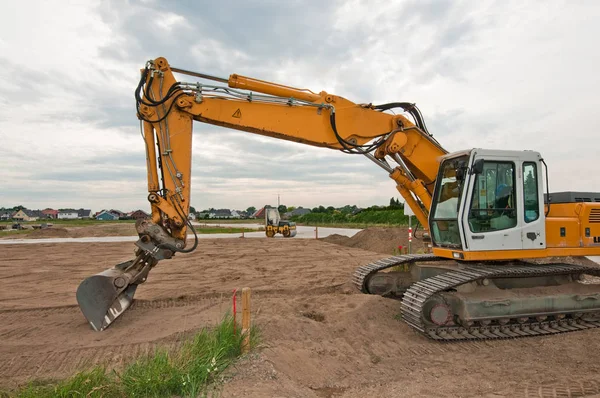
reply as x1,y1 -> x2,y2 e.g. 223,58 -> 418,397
388,197 -> 403,209
13,205 -> 25,211
278,204 -> 287,213
326,206 -> 335,213
287,206 -> 296,212
189,206 -> 197,214
246,206 -> 256,215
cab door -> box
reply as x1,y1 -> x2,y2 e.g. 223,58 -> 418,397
519,155 -> 546,250
462,154 -> 523,251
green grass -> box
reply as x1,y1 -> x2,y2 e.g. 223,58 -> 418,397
196,219 -> 261,224
0,230 -> 30,236
3,314 -> 259,398
0,219 -> 136,227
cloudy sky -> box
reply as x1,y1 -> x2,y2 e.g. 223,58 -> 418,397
1,0 -> 599,213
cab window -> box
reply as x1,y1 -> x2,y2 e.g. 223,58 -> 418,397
468,161 -> 517,232
523,162 -> 539,223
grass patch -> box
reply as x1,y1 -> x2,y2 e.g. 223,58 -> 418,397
0,219 -> 136,227
0,230 -> 30,236
4,314 -> 259,398
196,219 -> 261,225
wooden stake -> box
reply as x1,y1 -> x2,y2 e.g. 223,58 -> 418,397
241,287 -> 251,354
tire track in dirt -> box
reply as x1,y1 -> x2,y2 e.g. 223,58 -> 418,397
520,379 -> 600,398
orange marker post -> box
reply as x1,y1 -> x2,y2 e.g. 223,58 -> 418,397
241,287 -> 251,354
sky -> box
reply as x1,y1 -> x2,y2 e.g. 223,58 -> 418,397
1,0 -> 599,213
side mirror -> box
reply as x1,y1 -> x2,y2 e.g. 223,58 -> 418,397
471,159 -> 484,175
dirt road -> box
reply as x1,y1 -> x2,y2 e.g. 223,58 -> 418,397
1,238 -> 600,397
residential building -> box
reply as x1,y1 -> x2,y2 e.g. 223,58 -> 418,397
129,210 -> 150,221
0,211 -> 14,220
109,209 -> 125,219
210,209 -> 232,218
77,209 -> 92,219
58,209 -> 79,219
12,209 -> 43,222
42,208 -> 59,219
96,210 -> 119,221
252,206 -> 268,219
284,207 -> 311,218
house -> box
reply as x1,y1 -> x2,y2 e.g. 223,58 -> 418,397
284,207 -> 311,218
12,209 -> 43,222
77,209 -> 92,219
42,208 -> 59,219
252,206 -> 271,219
129,210 -> 150,221
235,210 -> 249,219
109,209 -> 126,219
210,209 -> 232,219
230,210 -> 241,219
0,211 -> 14,220
96,210 -> 119,221
58,209 -> 79,219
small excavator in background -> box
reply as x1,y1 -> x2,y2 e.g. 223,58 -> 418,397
75,57 -> 600,341
263,206 -> 297,238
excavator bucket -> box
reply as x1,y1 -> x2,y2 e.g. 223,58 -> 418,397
76,261 -> 138,331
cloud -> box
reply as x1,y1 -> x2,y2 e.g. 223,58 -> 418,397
0,0 -> 599,213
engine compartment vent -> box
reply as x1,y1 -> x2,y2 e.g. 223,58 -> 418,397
589,209 -> 600,223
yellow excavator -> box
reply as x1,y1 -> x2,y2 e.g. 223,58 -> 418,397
76,57 -> 600,341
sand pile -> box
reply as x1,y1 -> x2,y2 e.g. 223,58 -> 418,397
321,227 -> 425,255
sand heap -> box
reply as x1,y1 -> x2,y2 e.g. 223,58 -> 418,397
321,227 -> 427,255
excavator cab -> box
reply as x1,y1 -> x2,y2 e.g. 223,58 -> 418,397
429,149 -> 548,257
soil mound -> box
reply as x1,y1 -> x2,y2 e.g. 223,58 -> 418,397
322,227 -> 425,255
320,233 -> 351,246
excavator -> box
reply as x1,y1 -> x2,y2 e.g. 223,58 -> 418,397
76,57 -> 600,341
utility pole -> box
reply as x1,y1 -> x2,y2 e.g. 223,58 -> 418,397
277,193 -> 280,207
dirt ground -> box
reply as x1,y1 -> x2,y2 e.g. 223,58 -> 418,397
1,236 -> 600,397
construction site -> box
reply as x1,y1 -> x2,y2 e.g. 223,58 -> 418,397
1,224 -> 600,397
3,3 -> 600,397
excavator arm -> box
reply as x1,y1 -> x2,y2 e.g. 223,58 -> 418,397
76,57 -> 447,331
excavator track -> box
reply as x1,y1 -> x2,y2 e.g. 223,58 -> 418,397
352,253 -> 444,293
402,262 -> 600,341
353,255 -> 600,341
